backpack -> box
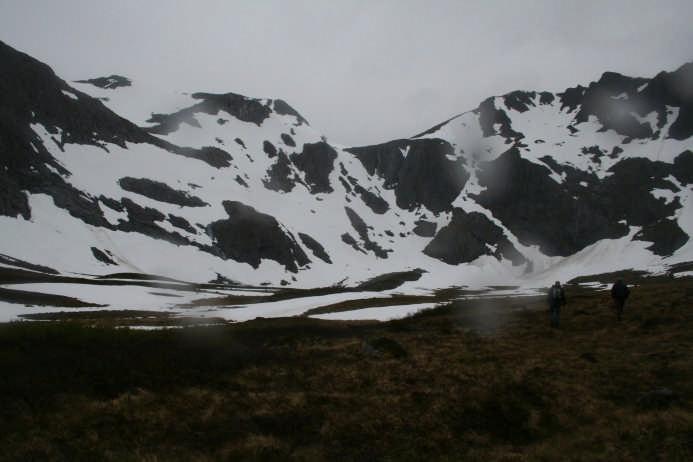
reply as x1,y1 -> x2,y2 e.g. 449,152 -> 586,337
549,286 -> 562,304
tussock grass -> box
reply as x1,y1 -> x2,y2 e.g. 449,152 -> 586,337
1,276 -> 692,461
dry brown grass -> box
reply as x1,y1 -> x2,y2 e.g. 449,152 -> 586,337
1,276 -> 692,461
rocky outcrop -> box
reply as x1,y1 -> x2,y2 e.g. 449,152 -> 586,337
0,39 -> 229,234
341,233 -> 364,254
0,40 -> 148,225
557,63 -> 693,140
413,220 -> 437,237
473,147 -> 687,256
635,219 -> 689,256
272,99 -> 309,125
347,138 -> 468,213
424,208 -> 525,265
291,142 -> 338,194
118,198 -> 191,246
263,152 -> 298,192
281,133 -> 296,147
473,147 -> 623,256
167,214 -> 197,234
76,75 -> 132,89
344,207 -> 390,258
118,177 -> 208,207
209,201 -> 309,272
476,97 -> 524,140
91,247 -> 117,265
338,167 -> 389,214
298,232 -> 332,264
672,150 -> 693,184
263,140 -> 277,157
147,92 -> 272,135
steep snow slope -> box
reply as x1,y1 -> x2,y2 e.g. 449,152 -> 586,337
348,67 -> 693,285
1,39 -> 692,305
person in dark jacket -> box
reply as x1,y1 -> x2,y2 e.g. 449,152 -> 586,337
610,279 -> 630,321
547,281 -> 566,328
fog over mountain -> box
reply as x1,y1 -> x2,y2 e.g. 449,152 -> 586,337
1,0 -> 691,145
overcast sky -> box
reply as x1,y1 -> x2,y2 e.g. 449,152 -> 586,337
1,0 -> 692,146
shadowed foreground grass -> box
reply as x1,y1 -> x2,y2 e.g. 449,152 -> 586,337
1,277 -> 692,461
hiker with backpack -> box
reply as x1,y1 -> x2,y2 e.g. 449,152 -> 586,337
610,279 -> 630,321
547,281 -> 566,328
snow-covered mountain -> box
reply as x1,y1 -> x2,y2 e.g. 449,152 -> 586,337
1,40 -> 692,290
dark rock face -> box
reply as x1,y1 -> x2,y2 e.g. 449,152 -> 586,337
118,177 -> 208,207
298,232 -> 332,264
474,148 -> 685,256
637,63 -> 693,140
575,73 -> 653,139
558,85 -> 587,113
147,92 -> 272,135
599,158 -> 681,227
672,150 -> 693,184
344,207 -> 390,258
347,138 -> 468,213
557,63 -> 693,140
167,214 -> 196,234
280,133 -> 296,147
164,144 -> 233,168
91,247 -> 117,265
263,140 -> 277,157
272,99 -> 309,125
291,142 -> 338,194
356,269 -> 425,291
0,171 -> 30,219
235,175 -> 249,188
209,201 -> 309,272
473,148 -> 625,256
352,183 -> 389,214
413,220 -> 437,237
539,91 -> 555,105
503,91 -> 537,113
477,97 -> 524,140
0,40 -> 150,226
263,152 -> 297,193
76,75 -> 132,89
118,198 -> 191,246
634,219 -> 689,256
341,233 -> 364,254
0,39 -> 228,235
339,170 -> 389,214
424,208 -> 525,265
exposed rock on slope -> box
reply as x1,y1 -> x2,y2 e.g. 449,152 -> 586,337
290,142 -> 338,194
424,208 -> 526,265
118,177 -> 208,207
1,38 -> 691,287
347,138 -> 468,213
209,201 -> 309,272
75,75 -> 132,89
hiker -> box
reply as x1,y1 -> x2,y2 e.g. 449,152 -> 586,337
610,279 -> 630,321
547,281 -> 566,328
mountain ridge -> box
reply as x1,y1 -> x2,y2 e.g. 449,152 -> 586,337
1,40 -> 691,291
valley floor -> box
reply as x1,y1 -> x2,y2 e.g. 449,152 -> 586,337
1,275 -> 692,461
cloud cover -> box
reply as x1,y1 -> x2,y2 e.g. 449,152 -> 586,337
1,0 -> 691,146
